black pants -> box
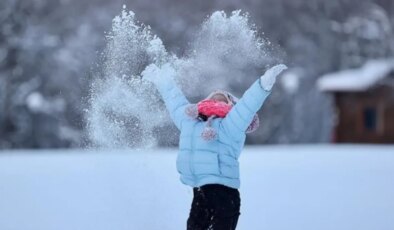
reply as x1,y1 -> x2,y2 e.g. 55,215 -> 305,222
187,184 -> 240,230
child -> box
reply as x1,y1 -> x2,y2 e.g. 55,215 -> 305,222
142,63 -> 287,230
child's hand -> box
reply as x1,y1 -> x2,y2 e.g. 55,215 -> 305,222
141,63 -> 160,83
141,63 -> 176,85
259,64 -> 288,91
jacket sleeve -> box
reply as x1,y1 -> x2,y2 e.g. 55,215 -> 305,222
220,79 -> 271,140
154,76 -> 190,130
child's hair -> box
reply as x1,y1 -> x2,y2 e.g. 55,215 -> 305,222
198,113 -> 209,121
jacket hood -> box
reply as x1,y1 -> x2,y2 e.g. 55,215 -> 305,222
184,89 -> 260,140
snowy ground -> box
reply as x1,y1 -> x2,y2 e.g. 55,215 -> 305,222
0,145 -> 393,230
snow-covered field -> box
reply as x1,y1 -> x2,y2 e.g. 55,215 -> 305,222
0,145 -> 393,230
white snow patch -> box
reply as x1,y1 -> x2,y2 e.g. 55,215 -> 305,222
26,92 -> 66,114
0,145 -> 393,230
280,70 -> 300,94
317,59 -> 394,92
26,92 -> 45,111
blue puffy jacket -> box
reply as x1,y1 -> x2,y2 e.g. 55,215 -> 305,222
155,77 -> 271,189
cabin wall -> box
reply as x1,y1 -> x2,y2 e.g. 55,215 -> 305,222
335,86 -> 394,143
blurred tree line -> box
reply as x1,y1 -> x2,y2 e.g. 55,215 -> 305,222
0,0 -> 393,148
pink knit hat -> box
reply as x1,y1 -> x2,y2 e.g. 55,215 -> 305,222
185,90 -> 260,141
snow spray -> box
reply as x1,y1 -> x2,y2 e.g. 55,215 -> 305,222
176,10 -> 273,96
87,7 -> 275,148
87,6 -> 173,148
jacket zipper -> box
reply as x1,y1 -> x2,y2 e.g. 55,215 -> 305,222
190,122 -> 197,178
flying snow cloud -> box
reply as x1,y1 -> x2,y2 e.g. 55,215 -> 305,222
87,7 -> 279,149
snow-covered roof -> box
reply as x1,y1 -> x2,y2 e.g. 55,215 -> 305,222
317,59 -> 394,92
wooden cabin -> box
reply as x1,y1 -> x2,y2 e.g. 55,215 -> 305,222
318,59 -> 394,143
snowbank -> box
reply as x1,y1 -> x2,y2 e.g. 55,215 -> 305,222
0,145 -> 393,230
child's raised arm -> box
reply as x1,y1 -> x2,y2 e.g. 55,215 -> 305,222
220,64 -> 287,140
142,63 -> 190,130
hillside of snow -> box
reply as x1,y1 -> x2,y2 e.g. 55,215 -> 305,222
0,145 -> 393,230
